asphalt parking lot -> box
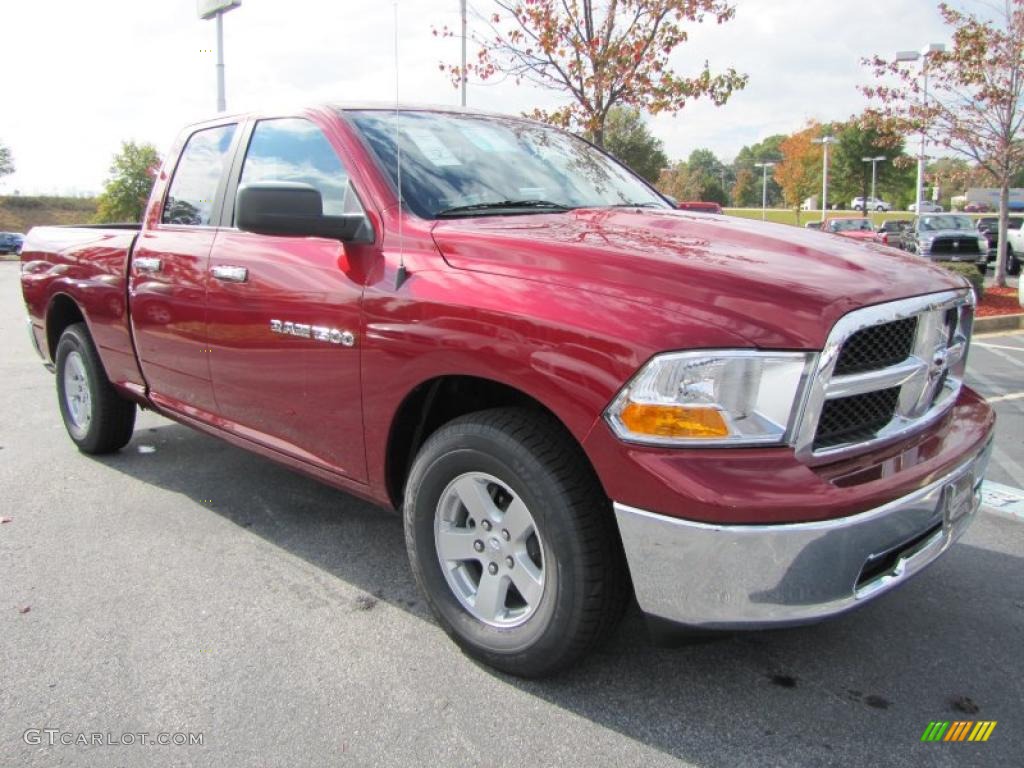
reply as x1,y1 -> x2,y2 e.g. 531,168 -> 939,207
1,260 -> 1022,767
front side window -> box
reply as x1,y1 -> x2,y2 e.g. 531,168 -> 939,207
163,124 -> 237,226
239,118 -> 363,217
348,110 -> 667,219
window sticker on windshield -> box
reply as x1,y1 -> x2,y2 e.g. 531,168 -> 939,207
405,128 -> 461,167
457,123 -> 515,153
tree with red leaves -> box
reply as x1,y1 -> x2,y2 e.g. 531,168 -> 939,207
434,0 -> 747,146
862,1 -> 1024,288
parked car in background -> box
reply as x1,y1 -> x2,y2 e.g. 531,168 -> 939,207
875,219 -> 912,250
822,217 -> 876,241
0,232 -> 25,254
677,201 -> 723,214
851,196 -> 892,212
909,201 -> 944,213
964,202 -> 991,213
907,214 -> 989,273
976,216 -> 1022,274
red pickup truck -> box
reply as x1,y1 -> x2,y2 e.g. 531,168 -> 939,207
21,105 -> 994,677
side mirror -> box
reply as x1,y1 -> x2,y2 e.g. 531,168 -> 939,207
236,182 -> 371,242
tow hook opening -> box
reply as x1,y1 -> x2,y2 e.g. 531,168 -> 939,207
856,522 -> 943,591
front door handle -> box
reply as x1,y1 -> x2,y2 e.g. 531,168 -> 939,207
134,257 -> 162,274
211,265 -> 249,283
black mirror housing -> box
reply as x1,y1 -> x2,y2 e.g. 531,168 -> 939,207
236,182 -> 370,242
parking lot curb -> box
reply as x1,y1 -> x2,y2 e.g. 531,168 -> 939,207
975,313 -> 1024,334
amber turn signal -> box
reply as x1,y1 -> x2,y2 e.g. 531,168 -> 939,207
619,402 -> 729,439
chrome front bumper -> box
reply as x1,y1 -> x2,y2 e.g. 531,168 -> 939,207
614,439 -> 992,629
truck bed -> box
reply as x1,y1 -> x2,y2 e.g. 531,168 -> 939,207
21,224 -> 145,394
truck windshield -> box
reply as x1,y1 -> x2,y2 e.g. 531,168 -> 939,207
919,215 -> 974,232
347,110 -> 667,219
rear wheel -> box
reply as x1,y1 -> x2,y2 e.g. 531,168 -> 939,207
404,408 -> 628,677
55,323 -> 136,453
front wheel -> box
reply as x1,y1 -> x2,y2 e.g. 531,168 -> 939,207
404,408 -> 628,677
1008,248 -> 1020,276
55,323 -> 136,453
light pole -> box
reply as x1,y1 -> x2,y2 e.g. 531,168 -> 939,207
754,162 -> 775,221
895,43 -> 945,212
861,155 -> 886,210
197,1 -> 242,113
460,0 -> 467,107
812,136 -> 836,221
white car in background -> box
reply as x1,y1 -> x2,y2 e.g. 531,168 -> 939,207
851,196 -> 892,212
909,201 -> 944,213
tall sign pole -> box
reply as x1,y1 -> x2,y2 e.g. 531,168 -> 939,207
460,0 -> 467,107
198,1 -> 242,113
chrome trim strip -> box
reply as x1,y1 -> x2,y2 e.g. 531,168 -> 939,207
794,289 -> 972,465
613,437 -> 992,629
26,317 -> 45,361
825,358 -> 924,398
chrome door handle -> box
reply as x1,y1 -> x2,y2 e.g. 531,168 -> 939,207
134,257 -> 162,273
211,265 -> 249,283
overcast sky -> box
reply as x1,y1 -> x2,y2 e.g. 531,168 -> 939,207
0,0 -> 954,195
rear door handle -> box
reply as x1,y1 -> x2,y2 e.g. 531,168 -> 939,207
134,257 -> 162,274
211,265 -> 249,283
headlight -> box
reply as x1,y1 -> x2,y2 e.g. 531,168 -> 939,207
605,350 -> 816,446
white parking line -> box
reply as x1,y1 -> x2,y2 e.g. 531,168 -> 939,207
981,480 -> 1024,520
974,342 -> 1024,353
987,392 -> 1024,404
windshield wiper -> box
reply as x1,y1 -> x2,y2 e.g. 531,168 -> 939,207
435,199 -> 573,217
607,202 -> 665,208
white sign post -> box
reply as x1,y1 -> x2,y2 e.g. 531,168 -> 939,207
197,1 -> 242,112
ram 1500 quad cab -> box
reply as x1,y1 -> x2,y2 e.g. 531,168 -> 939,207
21,105 -> 995,677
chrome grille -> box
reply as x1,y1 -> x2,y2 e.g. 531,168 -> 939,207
795,290 -> 974,464
833,317 -> 918,375
814,387 -> 901,450
930,237 -> 981,255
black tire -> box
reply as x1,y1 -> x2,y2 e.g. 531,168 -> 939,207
1008,249 -> 1020,277
55,323 -> 136,454
977,263 -> 988,276
404,407 -> 628,678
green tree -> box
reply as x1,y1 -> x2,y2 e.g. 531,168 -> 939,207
602,107 -> 669,183
830,120 -> 912,209
657,150 -> 727,203
95,142 -> 161,223
0,141 -> 14,180
733,134 -> 784,206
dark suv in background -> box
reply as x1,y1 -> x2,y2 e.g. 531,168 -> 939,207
906,215 -> 989,274
0,232 -> 25,254
976,216 -> 1022,275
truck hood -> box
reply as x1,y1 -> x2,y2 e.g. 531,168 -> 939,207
431,208 -> 967,349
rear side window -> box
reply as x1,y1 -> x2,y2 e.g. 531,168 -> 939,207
163,124 -> 237,226
239,118 -> 363,217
